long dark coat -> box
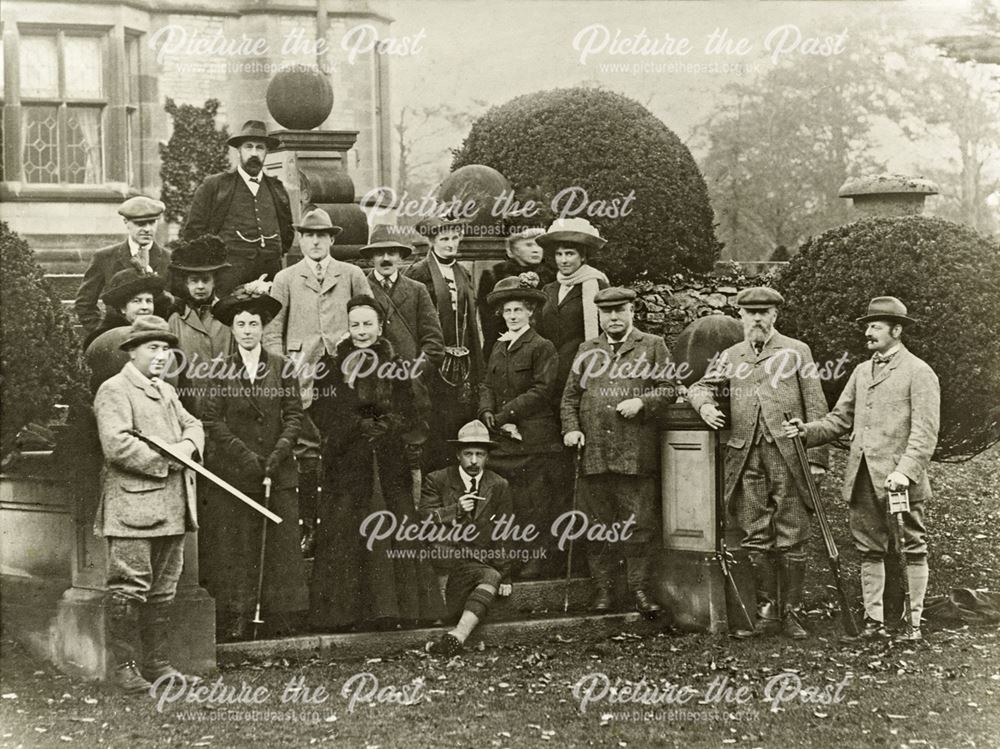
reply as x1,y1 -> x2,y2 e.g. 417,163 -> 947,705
536,278 -> 610,397
366,270 -> 445,371
308,336 -> 445,629
200,349 -> 307,615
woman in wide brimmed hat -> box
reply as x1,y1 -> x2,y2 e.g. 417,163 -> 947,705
166,234 -> 234,416
535,218 -> 610,392
307,295 -> 446,630
479,274 -> 563,579
199,286 -> 309,640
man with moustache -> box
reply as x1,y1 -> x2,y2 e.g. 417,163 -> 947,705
93,315 -> 204,691
783,297 -> 939,641
361,224 -> 445,375
75,196 -> 172,337
561,287 -> 675,616
182,121 -> 293,294
687,287 -> 829,639
478,227 -> 556,359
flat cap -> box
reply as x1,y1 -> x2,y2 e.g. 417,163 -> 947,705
118,196 -> 165,221
593,286 -> 636,308
735,286 -> 784,309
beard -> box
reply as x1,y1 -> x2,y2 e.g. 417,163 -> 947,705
242,156 -> 263,175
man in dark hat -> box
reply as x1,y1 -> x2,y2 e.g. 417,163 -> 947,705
688,286 -> 829,639
84,269 -> 168,391
561,287 -> 675,616
166,235 -> 234,416
182,120 -> 293,293
421,420 -> 513,656
75,196 -> 171,336
784,297 -> 939,641
93,315 -> 204,691
361,224 -> 444,374
263,206 -> 371,554
405,214 -> 484,470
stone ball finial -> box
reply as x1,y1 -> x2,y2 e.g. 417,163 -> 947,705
838,174 -> 939,217
266,66 -> 334,130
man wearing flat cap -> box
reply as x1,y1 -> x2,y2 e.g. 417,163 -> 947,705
182,120 -> 293,294
561,286 -> 675,615
93,315 -> 204,691
784,297 -> 939,641
75,196 -> 171,336
688,286 -> 829,639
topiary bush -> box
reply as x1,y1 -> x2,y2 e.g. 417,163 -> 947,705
0,222 -> 90,457
451,87 -> 720,283
159,98 -> 230,226
775,215 -> 1000,461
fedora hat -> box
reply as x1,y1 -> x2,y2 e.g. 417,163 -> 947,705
856,296 -> 918,325
169,235 -> 231,273
536,217 -> 607,252
227,120 -> 280,150
294,206 -> 343,236
359,224 -> 414,259
213,286 -> 282,327
118,315 -> 178,350
487,273 -> 546,308
101,269 -> 166,309
447,419 -> 498,449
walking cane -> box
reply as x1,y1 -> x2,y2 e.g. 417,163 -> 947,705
563,444 -> 583,613
251,477 -> 273,639
888,488 -> 915,635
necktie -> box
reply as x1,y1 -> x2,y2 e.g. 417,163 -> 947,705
873,352 -> 894,366
381,276 -> 393,293
315,261 -> 324,282
138,244 -> 150,272
753,342 -> 764,356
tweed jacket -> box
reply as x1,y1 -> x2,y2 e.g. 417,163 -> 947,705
74,240 -> 171,333
168,304 -> 234,416
419,465 -> 514,579
366,270 -> 445,372
404,253 -> 483,382
263,257 -> 372,406
537,278 -> 610,391
181,170 -> 294,254
687,331 -> 829,509
802,345 -> 939,504
93,363 -> 204,537
479,327 -> 562,455
561,328 -> 676,476
201,349 -> 303,492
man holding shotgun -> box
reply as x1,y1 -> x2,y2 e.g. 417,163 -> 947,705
688,287 -> 829,639
784,297 -> 939,642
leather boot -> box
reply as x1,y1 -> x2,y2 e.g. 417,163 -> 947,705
748,552 -> 781,636
297,458 -> 319,559
140,601 -> 198,685
588,552 -> 616,612
779,554 -> 808,640
627,555 -> 661,618
106,594 -> 151,693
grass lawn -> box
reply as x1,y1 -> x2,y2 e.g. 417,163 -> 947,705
2,446 -> 998,748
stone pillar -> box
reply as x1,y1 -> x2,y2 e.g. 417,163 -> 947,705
653,403 -> 753,633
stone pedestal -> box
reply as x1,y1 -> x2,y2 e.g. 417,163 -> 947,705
654,403 -> 754,633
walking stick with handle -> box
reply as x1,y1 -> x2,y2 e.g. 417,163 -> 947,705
888,488 -> 915,635
251,477 -> 273,639
783,412 -> 861,638
563,444 -> 583,613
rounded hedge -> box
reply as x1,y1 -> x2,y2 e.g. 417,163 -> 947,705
451,87 -> 720,282
775,215 -> 1000,461
0,222 -> 90,457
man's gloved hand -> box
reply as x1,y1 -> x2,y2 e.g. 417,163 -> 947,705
885,471 -> 910,492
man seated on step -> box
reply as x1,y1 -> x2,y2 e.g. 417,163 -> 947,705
421,420 -> 514,656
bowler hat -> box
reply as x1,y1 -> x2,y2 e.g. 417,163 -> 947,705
169,235 -> 232,273
295,207 -> 343,236
359,224 -> 414,259
536,217 -> 607,253
213,286 -> 282,327
118,196 -> 165,221
101,269 -> 166,309
447,419 -> 498,449
735,286 -> 784,309
227,120 -> 280,150
593,286 -> 636,308
118,315 -> 178,350
856,296 -> 918,326
487,273 -> 546,308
